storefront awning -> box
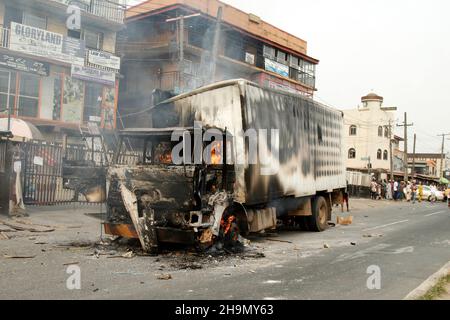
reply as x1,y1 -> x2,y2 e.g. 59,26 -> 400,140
0,118 -> 43,141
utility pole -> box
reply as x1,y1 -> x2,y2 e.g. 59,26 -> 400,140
437,133 -> 450,179
388,119 -> 394,181
210,6 -> 223,82
6,72 -> 11,133
166,13 -> 201,92
412,133 -> 417,179
397,112 -> 413,182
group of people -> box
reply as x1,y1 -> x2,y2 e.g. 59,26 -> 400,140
370,179 -> 439,204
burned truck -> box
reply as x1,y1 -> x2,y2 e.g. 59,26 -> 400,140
105,79 -> 346,253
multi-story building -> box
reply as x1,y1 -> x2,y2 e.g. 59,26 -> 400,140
343,92 -> 397,178
118,0 -> 319,127
392,135 -> 405,173
0,0 -> 125,142
407,153 -> 445,178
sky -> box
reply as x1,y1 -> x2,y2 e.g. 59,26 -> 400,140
127,0 -> 450,154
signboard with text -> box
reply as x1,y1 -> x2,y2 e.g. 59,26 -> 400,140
88,50 -> 121,70
0,53 -> 49,76
9,22 -> 85,66
264,58 -> 289,78
71,65 -> 116,86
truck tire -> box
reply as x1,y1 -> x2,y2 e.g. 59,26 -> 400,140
308,196 -> 329,232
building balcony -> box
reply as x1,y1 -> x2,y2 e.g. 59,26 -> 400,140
49,0 -> 125,24
118,39 -> 316,93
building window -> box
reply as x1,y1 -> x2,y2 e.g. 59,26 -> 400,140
23,12 -> 47,29
69,28 -> 104,50
0,70 -> 16,115
289,55 -> 300,69
83,29 -> 104,50
384,126 -> 389,138
17,73 -> 40,118
4,6 -> 23,28
276,50 -> 288,64
84,83 -> 103,123
224,33 -> 244,62
348,148 -> 356,159
263,45 -> 275,59
377,149 -> 382,160
378,126 -> 383,137
68,29 -> 81,39
384,150 -> 389,160
349,125 -> 357,136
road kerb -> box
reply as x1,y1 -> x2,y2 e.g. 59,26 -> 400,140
404,261 -> 450,300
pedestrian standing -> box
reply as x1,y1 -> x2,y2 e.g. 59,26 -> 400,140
376,183 -> 382,200
418,182 -> 424,203
394,180 -> 399,201
405,181 -> 412,202
386,180 -> 393,200
399,181 -> 405,201
430,184 -> 437,203
342,190 -> 350,212
370,180 -> 377,200
411,181 -> 417,204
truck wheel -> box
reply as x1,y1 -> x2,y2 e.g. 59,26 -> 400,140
308,196 -> 329,232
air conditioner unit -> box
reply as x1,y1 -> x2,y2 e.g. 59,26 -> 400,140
245,52 -> 255,65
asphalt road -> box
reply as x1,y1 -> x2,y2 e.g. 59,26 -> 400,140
1,201 -> 449,300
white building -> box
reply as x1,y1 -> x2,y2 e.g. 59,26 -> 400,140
343,93 -> 397,174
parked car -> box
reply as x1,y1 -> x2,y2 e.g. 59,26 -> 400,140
421,186 -> 445,202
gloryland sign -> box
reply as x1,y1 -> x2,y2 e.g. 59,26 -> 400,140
71,65 -> 115,86
9,22 -> 85,66
88,50 -> 121,70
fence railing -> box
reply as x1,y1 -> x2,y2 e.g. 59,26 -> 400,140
50,0 -> 125,24
15,139 -> 138,205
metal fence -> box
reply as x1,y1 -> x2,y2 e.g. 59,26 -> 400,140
22,141 -> 74,205
18,140 -> 138,206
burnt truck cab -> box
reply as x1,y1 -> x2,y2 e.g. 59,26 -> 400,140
105,79 -> 347,253
105,127 -> 240,253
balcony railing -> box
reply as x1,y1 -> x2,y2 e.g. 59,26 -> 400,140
50,0 -> 125,24
0,27 -> 9,49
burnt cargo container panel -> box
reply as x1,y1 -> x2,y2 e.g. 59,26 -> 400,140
151,79 -> 346,206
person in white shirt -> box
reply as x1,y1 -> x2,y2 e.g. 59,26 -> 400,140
393,181 -> 399,201
430,184 -> 437,203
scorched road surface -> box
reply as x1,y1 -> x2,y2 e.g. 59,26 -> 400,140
0,201 -> 449,299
